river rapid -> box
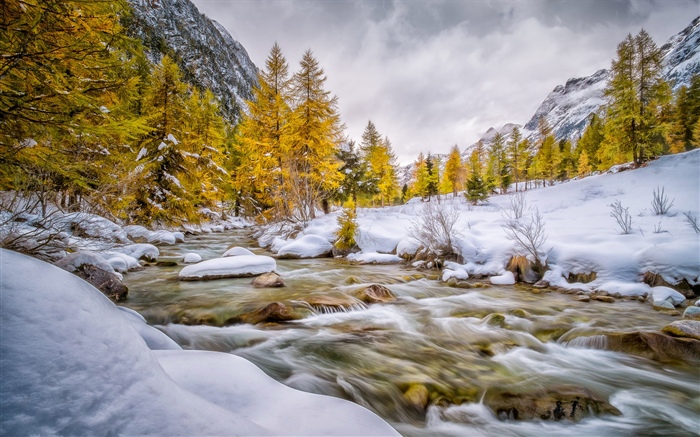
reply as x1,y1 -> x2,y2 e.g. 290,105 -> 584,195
120,231 -> 699,437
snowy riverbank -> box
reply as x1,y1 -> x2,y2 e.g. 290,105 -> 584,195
265,150 -> 700,299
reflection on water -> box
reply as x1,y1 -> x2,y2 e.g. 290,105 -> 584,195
121,231 -> 700,437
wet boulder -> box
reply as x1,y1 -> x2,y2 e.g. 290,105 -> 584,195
662,320 -> 700,341
237,302 -> 302,325
683,306 -> 700,320
251,272 -> 285,288
304,294 -> 367,313
605,331 -> 700,362
484,386 -> 621,422
355,284 -> 396,304
403,384 -> 429,411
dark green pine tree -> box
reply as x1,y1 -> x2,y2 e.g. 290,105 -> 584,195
425,154 -> 439,200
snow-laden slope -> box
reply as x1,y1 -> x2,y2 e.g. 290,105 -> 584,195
125,0 -> 258,121
280,149 -> 700,293
0,249 -> 398,436
521,16 -> 700,143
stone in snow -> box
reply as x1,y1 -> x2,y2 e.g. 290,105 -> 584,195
179,255 -> 276,280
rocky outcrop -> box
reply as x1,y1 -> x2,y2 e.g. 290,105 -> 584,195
484,386 -> 621,422
643,272 -> 699,299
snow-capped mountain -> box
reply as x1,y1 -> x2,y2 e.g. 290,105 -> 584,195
125,0 -> 258,122
522,16 -> 700,144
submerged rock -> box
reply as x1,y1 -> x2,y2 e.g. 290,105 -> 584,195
606,331 -> 700,361
251,272 -> 285,288
403,384 -> 429,411
237,302 -> 302,325
356,284 -> 396,304
484,386 -> 621,422
591,295 -> 615,303
662,320 -> 700,341
304,294 -> 367,313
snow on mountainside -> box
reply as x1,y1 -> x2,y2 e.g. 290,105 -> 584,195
521,16 -> 700,144
125,0 -> 258,122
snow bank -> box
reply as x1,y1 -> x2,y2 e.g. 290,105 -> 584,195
124,225 -> 178,245
0,249 -> 398,436
179,255 -> 276,280
277,234 -> 333,258
286,149 -> 700,294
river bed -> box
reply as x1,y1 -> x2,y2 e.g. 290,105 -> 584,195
120,231 -> 699,436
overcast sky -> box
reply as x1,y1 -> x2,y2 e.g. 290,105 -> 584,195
191,0 -> 699,164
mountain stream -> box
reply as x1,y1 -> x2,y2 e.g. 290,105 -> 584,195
120,231 -> 699,437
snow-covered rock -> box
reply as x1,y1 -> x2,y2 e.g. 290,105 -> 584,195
651,286 -> 686,307
183,253 -> 202,264
347,252 -> 403,264
179,255 -> 276,280
490,271 -> 516,285
223,246 -> 255,257
442,268 -> 469,282
0,249 -> 397,436
277,235 -> 333,259
57,212 -> 130,244
114,243 -> 159,262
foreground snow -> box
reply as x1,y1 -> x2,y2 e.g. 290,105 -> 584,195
270,150 -> 700,294
0,249 -> 398,436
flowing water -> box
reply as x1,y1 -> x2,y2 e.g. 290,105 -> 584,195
121,231 -> 700,437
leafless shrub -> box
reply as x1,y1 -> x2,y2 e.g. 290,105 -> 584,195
502,208 -> 548,267
609,200 -> 633,234
651,186 -> 674,216
408,201 -> 462,258
502,192 -> 527,220
684,211 -> 700,234
652,221 -> 665,234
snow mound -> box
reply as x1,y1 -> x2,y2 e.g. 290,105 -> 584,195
0,249 -> 398,436
179,255 -> 276,280
124,225 -> 177,245
277,235 -> 332,258
54,251 -> 115,274
490,271 -> 516,285
58,212 -> 130,243
223,246 -> 255,257
183,253 -> 202,264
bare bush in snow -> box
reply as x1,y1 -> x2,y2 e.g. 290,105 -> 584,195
502,208 -> 548,267
651,186 -> 674,216
408,200 -> 462,259
683,212 -> 700,234
502,192 -> 527,221
609,200 -> 633,234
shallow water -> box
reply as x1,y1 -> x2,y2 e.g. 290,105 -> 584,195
121,231 -> 700,436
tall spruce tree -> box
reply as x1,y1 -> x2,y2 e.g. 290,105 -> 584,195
604,30 -> 670,166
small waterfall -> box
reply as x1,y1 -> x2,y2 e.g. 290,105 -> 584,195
311,302 -> 368,314
564,334 -> 608,350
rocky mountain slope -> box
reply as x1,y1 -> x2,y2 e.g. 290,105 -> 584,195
521,16 -> 700,144
125,0 -> 258,122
